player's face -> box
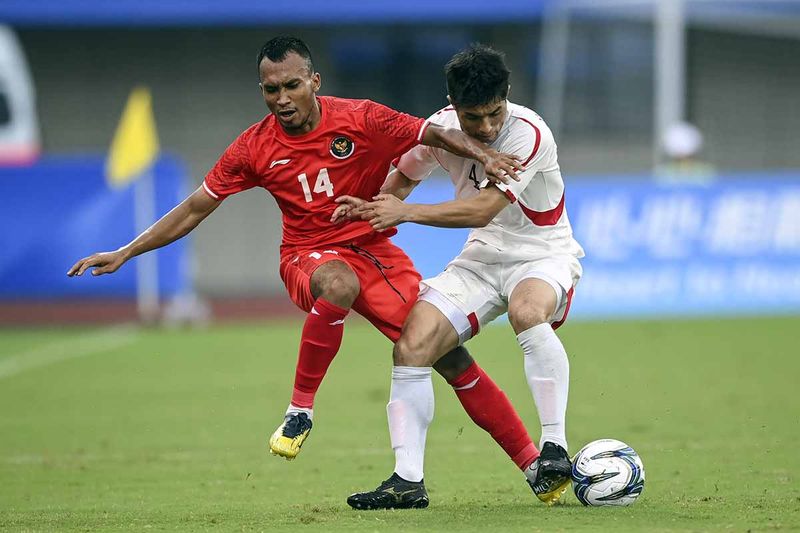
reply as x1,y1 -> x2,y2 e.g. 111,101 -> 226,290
259,52 -> 321,135
453,100 -> 507,144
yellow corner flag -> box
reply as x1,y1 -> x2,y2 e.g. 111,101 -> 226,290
106,87 -> 159,187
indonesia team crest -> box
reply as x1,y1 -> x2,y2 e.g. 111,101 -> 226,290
330,135 -> 355,159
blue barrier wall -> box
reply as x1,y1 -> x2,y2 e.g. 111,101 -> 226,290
0,155 -> 189,299
394,173 -> 800,319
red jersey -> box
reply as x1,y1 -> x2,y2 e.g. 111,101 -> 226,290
202,96 -> 429,248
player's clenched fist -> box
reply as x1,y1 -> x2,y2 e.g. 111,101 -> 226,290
67,250 -> 128,277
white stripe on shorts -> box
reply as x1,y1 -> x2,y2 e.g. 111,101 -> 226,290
418,285 -> 474,346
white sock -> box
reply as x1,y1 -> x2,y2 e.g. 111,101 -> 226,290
518,323 -> 569,451
387,366 -> 434,482
285,404 -> 313,421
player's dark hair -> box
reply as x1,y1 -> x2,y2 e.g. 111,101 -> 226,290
257,36 -> 315,74
445,44 -> 510,108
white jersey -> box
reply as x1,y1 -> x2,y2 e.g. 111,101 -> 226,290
396,102 -> 584,263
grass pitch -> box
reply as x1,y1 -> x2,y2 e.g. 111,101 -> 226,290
1,316 -> 798,532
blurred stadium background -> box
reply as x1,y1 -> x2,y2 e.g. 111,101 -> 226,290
1,0 -> 799,322
1,1 -> 799,531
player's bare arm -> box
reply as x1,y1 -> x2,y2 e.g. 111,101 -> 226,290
379,168 -> 421,199
422,123 -> 522,184
360,185 -> 510,230
67,186 -> 220,277
330,168 -> 420,223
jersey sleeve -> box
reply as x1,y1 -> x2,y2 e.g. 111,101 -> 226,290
363,100 -> 428,157
395,144 -> 441,182
202,129 -> 258,201
481,119 -> 555,203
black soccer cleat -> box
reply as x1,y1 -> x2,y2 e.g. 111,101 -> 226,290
347,473 -> 430,510
525,441 -> 573,505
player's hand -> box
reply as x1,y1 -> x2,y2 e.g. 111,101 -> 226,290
359,194 -> 408,231
67,250 -> 128,277
483,149 -> 524,185
331,195 -> 367,223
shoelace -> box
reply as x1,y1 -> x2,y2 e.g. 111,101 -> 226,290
282,413 -> 310,437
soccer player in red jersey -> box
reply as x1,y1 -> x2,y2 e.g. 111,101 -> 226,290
68,38 -> 540,484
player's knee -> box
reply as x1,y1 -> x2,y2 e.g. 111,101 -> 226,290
393,334 -> 431,367
508,303 -> 550,333
311,263 -> 360,307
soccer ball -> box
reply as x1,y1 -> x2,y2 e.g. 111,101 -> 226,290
571,439 -> 645,506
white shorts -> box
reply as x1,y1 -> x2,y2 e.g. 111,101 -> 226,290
419,254 -> 581,345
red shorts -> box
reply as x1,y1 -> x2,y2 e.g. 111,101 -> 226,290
279,233 -> 421,342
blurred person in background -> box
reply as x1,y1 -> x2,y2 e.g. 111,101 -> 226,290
67,36 -> 550,499
338,44 -> 583,509
656,121 -> 715,183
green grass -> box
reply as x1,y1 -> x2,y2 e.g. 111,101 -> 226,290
1,317 -> 798,532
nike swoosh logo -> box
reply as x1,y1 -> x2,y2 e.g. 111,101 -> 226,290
329,319 -> 345,326
270,159 -> 291,168
453,377 -> 480,391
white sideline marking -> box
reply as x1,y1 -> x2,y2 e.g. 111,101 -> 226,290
0,326 -> 140,381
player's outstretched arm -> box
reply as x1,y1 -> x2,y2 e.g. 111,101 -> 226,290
360,186 -> 510,230
421,124 -> 523,184
67,186 -> 220,277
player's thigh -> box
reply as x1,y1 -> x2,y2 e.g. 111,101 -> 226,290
505,258 -> 575,334
420,263 -> 506,344
279,249 -> 356,312
393,301 -> 460,367
344,237 -> 422,343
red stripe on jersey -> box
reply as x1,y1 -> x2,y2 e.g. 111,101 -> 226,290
503,188 -> 517,203
514,117 -> 542,166
435,106 -> 455,115
467,312 -> 480,338
519,193 -> 565,226
551,287 -> 574,330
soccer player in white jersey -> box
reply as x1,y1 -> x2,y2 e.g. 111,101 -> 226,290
338,44 -> 585,509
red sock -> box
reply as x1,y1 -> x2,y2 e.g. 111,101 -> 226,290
290,298 -> 349,409
449,362 -> 540,471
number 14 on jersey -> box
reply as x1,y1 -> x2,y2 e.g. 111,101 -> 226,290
298,168 -> 334,203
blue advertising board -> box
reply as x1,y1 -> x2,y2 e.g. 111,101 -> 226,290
0,0 -> 548,26
0,155 -> 190,299
394,173 -> 800,319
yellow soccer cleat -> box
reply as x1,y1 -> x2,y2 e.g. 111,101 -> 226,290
525,442 -> 573,505
268,412 -> 312,460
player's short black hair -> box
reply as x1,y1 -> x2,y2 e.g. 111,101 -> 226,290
257,36 -> 315,74
445,44 -> 510,108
